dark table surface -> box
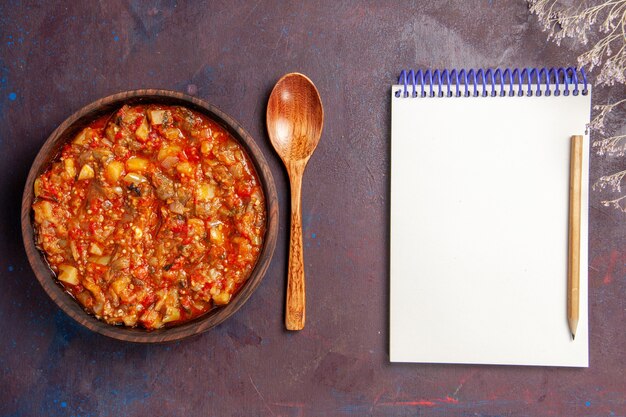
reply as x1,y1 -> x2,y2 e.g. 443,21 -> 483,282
1,1 -> 625,416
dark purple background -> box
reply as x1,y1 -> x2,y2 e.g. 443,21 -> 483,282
1,1 -> 625,416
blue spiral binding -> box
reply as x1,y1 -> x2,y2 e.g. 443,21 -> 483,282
395,67 -> 588,98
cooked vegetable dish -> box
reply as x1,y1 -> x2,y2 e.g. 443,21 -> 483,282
32,104 -> 266,329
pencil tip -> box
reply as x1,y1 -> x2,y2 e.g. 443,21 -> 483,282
572,333 -> 576,341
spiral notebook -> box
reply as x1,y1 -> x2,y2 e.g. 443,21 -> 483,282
390,67 -> 591,367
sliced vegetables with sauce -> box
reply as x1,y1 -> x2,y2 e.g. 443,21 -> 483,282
31,104 -> 266,330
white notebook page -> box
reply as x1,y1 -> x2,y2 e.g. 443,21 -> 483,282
390,85 -> 590,366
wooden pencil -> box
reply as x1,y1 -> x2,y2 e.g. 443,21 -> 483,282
568,135 -> 583,340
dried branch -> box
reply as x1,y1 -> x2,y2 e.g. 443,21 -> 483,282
529,0 -> 626,210
528,0 -> 626,86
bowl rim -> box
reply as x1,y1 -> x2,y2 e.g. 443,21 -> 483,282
20,89 -> 279,343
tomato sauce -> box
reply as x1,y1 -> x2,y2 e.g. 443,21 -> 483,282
32,104 -> 266,329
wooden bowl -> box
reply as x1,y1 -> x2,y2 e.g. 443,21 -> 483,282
21,90 -> 278,343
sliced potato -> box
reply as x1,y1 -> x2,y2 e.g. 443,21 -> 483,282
196,183 -> 215,201
58,264 -> 79,285
135,118 -> 149,141
123,172 -> 148,184
213,292 -> 231,305
34,177 -> 44,197
157,145 -> 181,161
111,276 -> 131,295
88,255 -> 111,265
63,158 -> 76,178
169,201 -> 185,214
164,127 -> 181,140
187,218 -> 205,236
200,141 -> 213,155
176,162 -> 193,176
140,309 -> 162,329
104,161 -> 124,183
33,200 -> 54,223
70,240 -> 80,262
210,226 -> 224,245
148,110 -> 165,125
89,242 -> 103,256
122,314 -> 138,327
125,157 -> 149,172
78,164 -> 95,180
73,127 -> 92,145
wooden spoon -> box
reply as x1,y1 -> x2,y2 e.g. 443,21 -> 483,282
267,73 -> 324,330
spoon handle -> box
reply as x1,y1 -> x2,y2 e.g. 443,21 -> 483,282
286,164 -> 306,330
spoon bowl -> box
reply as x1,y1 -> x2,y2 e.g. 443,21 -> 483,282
267,73 -> 324,330
267,74 -> 324,163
